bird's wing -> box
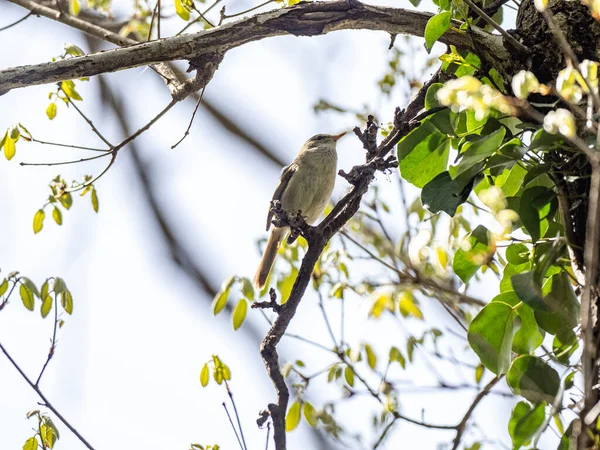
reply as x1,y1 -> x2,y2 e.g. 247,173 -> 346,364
266,163 -> 297,231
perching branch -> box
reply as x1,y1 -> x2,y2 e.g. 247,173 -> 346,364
253,76 -> 443,449
2,0 -> 514,93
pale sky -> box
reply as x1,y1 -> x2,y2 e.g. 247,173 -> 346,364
0,1 -> 561,449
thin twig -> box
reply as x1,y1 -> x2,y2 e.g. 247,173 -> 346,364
29,137 -> 109,152
373,417 -> 398,449
0,341 -> 96,450
35,293 -> 59,386
219,0 -> 276,24
461,0 -> 528,53
225,381 -> 248,450
451,375 -> 502,450
0,11 -> 33,31
172,88 -> 204,149
222,401 -> 244,450
176,0 -> 221,35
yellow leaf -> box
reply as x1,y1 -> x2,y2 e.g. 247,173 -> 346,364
69,0 -> 80,15
52,207 -> 62,225
398,291 -> 423,320
200,363 -> 209,387
20,284 -> 34,311
46,103 -> 57,120
174,0 -> 191,21
344,366 -> 355,387
436,247 -> 448,267
33,209 -> 45,234
61,80 -> 82,101
23,437 -> 38,450
232,298 -> 247,330
285,401 -> 301,432
41,295 -> 53,318
211,289 -> 228,315
91,188 -> 99,212
369,292 -> 394,318
364,344 -> 377,370
4,136 -> 15,160
303,402 -> 318,427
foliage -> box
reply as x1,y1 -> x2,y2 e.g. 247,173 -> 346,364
3,0 -> 600,447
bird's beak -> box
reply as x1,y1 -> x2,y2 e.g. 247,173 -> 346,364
333,132 -> 347,142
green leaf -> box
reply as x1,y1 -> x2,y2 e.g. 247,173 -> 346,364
511,271 -> 545,310
232,298 -> 248,330
0,278 -> 8,297
496,163 -> 527,197
492,291 -> 544,354
425,83 -> 444,110
558,422 -> 575,450
33,209 -> 45,234
64,43 -> 84,57
4,135 -> 15,160
61,80 -> 82,101
506,244 -> 530,265
41,295 -> 53,318
475,363 -> 484,384
535,273 -> 579,338
286,401 -> 301,432
453,225 -> 495,283
389,346 -> 406,369
241,277 -> 254,301
61,290 -> 73,314
41,416 -> 59,448
20,284 -> 34,311
519,187 -> 557,242
23,437 -> 38,450
59,193 -> 73,210
344,366 -> 355,387
553,332 -> 578,364
364,344 -> 377,370
91,188 -> 99,212
212,289 -> 229,316
424,11 -> 452,52
467,302 -> 519,374
46,103 -> 57,120
303,402 -> 318,427
507,355 -> 560,404
53,277 -> 66,294
508,401 -> 545,450
21,277 -> 40,298
277,267 -> 298,304
174,0 -> 191,20
200,363 -> 209,387
421,171 -> 470,216
52,207 -> 63,225
449,128 -> 506,179
398,120 -> 451,188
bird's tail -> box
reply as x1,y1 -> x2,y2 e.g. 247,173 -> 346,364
254,227 -> 286,289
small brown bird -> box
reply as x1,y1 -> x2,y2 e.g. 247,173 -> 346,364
253,132 -> 346,289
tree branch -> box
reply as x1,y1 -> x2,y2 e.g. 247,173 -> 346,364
6,0 -> 181,94
1,0 -> 512,93
255,74 -> 442,448
0,341 -> 96,450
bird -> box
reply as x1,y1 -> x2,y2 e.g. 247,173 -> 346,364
253,132 -> 346,289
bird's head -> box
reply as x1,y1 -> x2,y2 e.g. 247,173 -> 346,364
303,132 -> 346,151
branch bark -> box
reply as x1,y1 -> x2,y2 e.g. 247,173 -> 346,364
254,83 -> 437,448
2,0 -> 513,93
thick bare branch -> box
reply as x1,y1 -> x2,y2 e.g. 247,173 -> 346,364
7,0 -> 181,94
1,0 -> 512,93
